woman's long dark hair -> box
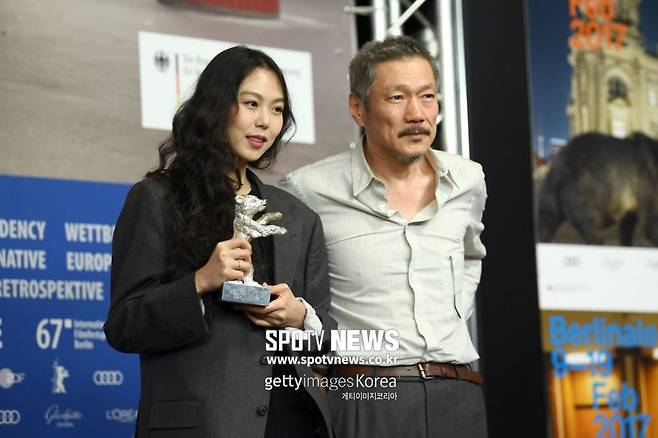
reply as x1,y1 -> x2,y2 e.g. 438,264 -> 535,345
147,46 -> 295,274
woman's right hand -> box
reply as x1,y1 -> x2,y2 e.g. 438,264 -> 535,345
194,238 -> 252,296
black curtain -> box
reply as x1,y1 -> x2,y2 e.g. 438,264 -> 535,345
463,0 -> 549,436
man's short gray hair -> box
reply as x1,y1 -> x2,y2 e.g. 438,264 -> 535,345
349,36 -> 439,109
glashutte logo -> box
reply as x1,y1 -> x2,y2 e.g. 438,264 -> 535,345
93,370 -> 124,386
0,410 -> 21,425
44,405 -> 82,428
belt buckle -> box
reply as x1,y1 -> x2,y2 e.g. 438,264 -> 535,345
417,363 -> 432,380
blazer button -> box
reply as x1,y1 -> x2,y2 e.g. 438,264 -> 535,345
260,355 -> 269,365
257,405 -> 268,416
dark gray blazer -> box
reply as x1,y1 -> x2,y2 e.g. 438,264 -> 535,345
104,174 -> 336,438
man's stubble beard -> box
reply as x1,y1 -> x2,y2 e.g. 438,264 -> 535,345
395,151 -> 424,164
394,125 -> 434,165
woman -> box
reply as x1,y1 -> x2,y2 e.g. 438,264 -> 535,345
104,46 -> 335,438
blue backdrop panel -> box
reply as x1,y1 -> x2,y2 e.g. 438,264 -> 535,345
0,174 -> 138,437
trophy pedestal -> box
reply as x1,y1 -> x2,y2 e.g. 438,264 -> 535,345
220,280 -> 271,306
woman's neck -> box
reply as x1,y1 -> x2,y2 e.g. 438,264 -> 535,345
232,165 -> 252,195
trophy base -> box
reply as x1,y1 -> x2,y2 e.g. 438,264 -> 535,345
220,281 -> 271,306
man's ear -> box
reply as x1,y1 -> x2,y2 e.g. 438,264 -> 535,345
349,93 -> 366,128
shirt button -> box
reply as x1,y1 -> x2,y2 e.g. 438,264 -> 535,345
379,202 -> 387,210
257,405 -> 268,416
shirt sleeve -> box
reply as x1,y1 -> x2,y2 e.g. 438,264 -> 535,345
462,173 -> 487,320
298,297 -> 323,331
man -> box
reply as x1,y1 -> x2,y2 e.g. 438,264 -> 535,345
281,36 -> 487,438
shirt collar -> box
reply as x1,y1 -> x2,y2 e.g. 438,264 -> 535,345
351,140 -> 377,197
426,149 -> 460,189
350,141 -> 460,196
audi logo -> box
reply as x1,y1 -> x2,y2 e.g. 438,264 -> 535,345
92,370 -> 124,386
0,410 -> 21,425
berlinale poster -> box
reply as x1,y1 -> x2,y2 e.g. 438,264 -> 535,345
528,1 -> 658,437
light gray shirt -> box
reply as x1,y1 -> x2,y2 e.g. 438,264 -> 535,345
281,144 -> 487,365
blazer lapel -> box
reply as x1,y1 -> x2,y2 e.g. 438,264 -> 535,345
252,176 -> 300,285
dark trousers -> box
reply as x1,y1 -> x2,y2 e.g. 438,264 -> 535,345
328,378 -> 487,438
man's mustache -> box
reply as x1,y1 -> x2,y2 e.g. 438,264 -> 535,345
398,125 -> 431,137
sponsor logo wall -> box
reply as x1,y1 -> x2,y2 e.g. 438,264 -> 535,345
0,175 -> 137,437
527,1 -> 658,437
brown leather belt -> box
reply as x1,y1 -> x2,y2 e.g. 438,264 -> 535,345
335,363 -> 482,385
